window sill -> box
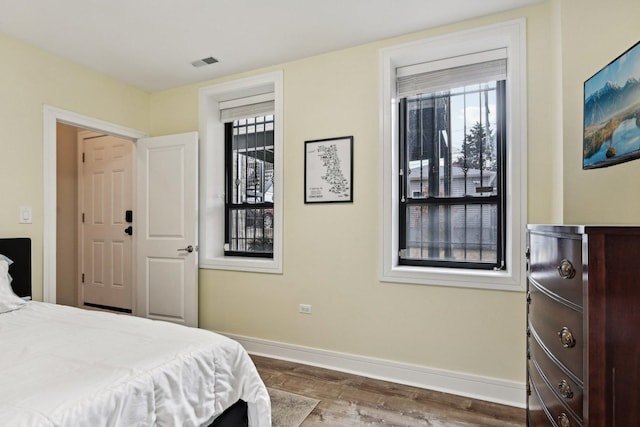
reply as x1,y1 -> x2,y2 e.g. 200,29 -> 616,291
199,256 -> 282,274
381,263 -> 524,292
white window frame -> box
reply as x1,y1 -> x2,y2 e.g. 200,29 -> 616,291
199,71 -> 283,273
380,20 -> 527,291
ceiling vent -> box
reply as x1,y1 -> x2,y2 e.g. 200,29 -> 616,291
191,57 -> 219,67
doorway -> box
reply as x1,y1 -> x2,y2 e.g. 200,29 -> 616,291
56,124 -> 135,312
44,105 -> 147,306
44,106 -> 200,327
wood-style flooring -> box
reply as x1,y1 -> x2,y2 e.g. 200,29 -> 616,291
251,355 -> 526,426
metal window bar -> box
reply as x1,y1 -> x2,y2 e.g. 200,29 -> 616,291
478,87 -> 484,260
224,115 -> 275,258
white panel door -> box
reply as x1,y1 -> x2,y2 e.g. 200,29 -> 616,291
82,134 -> 133,311
136,132 -> 198,327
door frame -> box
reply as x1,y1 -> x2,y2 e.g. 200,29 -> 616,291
43,105 -> 147,304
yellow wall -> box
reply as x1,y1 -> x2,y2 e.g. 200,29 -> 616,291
1,0 -> 636,387
560,0 -> 640,224
55,123 -> 78,306
0,33 -> 150,301
149,2 -> 559,383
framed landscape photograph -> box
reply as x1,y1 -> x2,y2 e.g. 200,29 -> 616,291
304,136 -> 353,203
583,40 -> 640,169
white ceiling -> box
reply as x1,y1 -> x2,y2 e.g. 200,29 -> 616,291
0,0 -> 542,93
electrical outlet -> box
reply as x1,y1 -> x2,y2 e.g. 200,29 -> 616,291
299,304 -> 312,314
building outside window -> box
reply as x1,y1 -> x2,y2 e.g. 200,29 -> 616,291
225,115 -> 275,258
398,69 -> 506,270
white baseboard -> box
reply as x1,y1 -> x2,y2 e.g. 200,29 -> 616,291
223,333 -> 526,408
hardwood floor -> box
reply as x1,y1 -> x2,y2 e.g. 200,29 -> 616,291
251,355 -> 526,426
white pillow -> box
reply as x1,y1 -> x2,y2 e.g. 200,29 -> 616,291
0,260 -> 26,313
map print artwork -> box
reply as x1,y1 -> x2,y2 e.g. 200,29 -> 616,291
317,144 -> 349,196
305,136 -> 353,203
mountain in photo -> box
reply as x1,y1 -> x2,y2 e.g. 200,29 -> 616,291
584,77 -> 640,127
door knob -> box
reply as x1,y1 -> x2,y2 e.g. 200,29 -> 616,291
177,245 -> 194,253
124,226 -> 133,236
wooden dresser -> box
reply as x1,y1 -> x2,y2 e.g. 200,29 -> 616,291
526,225 -> 640,427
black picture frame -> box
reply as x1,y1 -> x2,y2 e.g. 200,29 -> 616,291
304,136 -> 353,203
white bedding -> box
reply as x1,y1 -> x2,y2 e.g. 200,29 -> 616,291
0,302 -> 271,427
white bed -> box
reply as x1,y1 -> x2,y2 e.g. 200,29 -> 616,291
0,256 -> 271,427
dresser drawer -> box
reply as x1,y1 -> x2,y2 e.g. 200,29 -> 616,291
529,335 -> 583,421
528,231 -> 583,307
528,285 -> 583,380
528,377 -> 554,427
529,364 -> 582,427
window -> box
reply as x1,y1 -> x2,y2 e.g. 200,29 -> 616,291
380,20 -> 526,290
225,115 -> 275,258
199,71 -> 283,273
398,61 -> 506,270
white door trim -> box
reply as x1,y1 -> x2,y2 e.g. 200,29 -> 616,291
43,105 -> 147,304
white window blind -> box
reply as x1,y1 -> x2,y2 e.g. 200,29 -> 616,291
219,93 -> 274,122
397,49 -> 507,98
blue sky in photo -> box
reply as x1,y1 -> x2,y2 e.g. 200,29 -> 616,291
585,42 -> 640,99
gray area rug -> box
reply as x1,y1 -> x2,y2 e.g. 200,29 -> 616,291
269,388 -> 320,427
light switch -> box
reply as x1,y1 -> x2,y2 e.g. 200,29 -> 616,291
19,206 -> 32,224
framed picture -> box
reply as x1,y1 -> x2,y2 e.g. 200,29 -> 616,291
304,136 -> 353,203
583,40 -> 640,169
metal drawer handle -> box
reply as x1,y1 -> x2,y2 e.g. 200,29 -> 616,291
558,327 -> 576,348
557,259 -> 576,279
558,412 -> 571,427
558,379 -> 574,399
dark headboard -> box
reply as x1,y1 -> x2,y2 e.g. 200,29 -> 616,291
0,238 -> 32,299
